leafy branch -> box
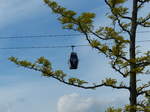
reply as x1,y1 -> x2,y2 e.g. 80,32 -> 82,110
9,56 -> 130,90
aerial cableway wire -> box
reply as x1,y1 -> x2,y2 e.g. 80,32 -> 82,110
0,40 -> 149,50
0,45 -> 89,50
0,31 -> 149,50
0,34 -> 83,39
0,30 -> 150,39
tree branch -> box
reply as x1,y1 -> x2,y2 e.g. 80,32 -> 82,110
137,14 -> 150,27
111,59 -> 129,78
104,0 -> 131,36
52,75 -> 130,90
104,0 -> 132,20
29,64 -> 130,90
137,82 -> 150,96
136,62 -> 150,68
89,30 -> 114,40
138,22 -> 150,27
9,56 -> 130,90
137,90 -> 150,96
138,0 -> 150,8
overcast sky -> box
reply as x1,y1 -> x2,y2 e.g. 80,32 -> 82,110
0,0 -> 150,112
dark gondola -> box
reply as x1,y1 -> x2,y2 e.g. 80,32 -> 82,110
69,46 -> 79,69
69,52 -> 79,69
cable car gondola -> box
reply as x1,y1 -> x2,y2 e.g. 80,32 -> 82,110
69,46 -> 79,69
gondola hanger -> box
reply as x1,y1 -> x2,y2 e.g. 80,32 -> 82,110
71,45 -> 75,52
69,45 -> 79,69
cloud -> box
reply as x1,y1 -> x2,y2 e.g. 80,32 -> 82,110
57,93 -> 127,112
57,93 -> 102,112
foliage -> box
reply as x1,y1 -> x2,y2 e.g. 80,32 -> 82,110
105,107 -> 122,112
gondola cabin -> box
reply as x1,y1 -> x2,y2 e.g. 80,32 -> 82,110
69,52 -> 79,69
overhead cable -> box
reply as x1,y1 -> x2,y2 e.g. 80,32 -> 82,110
0,30 -> 150,40
0,39 -> 149,50
0,45 -> 89,50
0,34 -> 82,39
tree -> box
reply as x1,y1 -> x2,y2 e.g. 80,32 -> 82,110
9,0 -> 150,112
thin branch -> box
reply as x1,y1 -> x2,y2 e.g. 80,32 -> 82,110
138,0 -> 146,8
137,14 -> 150,27
137,90 -> 150,96
117,18 -> 131,35
138,23 -> 150,27
112,61 -> 129,78
89,30 -> 114,40
136,62 -> 150,68
22,64 -> 130,90
138,0 -> 150,8
104,0 -> 132,20
140,17 -> 150,24
137,82 -> 150,96
104,0 -> 131,36
52,75 -> 129,90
